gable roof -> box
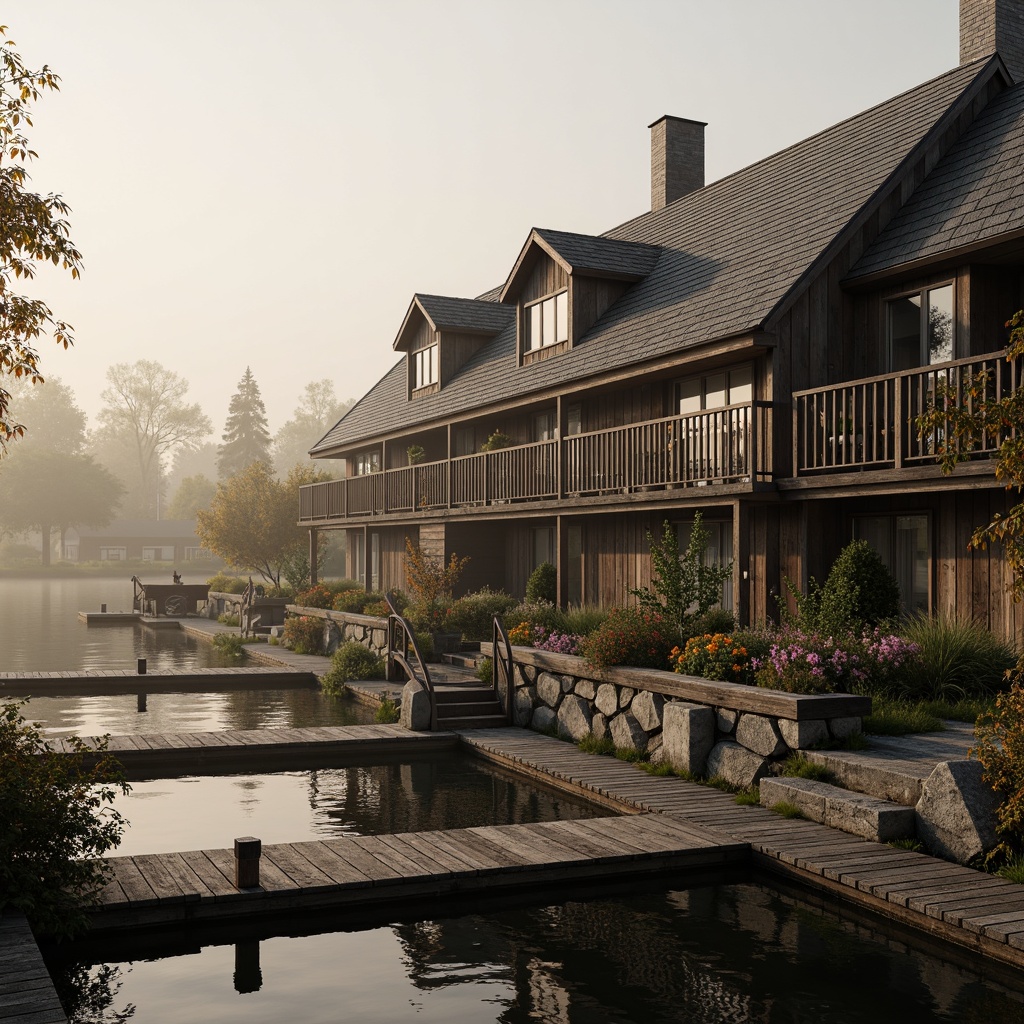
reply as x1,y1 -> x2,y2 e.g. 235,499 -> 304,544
848,80 -> 1024,280
314,58 -> 1002,456
500,228 -> 663,301
393,294 -> 513,351
70,520 -> 199,540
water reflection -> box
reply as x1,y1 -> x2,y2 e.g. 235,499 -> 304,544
49,882 -> 1024,1023
110,756 -> 607,856
0,575 -> 231,671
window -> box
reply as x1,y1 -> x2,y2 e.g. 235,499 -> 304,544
143,546 -> 174,561
370,532 -> 380,591
100,547 -> 126,561
525,291 -> 568,351
534,409 -> 556,441
352,532 -> 365,585
888,284 -> 954,371
413,344 -> 438,389
533,527 -> 554,567
453,427 -> 475,457
854,515 -> 929,615
353,449 -> 381,475
675,365 -> 752,413
678,519 -> 733,612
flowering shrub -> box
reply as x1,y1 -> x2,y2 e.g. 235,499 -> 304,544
333,589 -> 369,613
534,630 -> 585,656
582,607 -> 675,670
751,627 -> 918,695
362,599 -> 391,618
295,584 -> 334,609
507,621 -> 534,646
973,673 -> 1024,861
282,615 -> 325,656
320,641 -> 385,695
671,633 -> 751,683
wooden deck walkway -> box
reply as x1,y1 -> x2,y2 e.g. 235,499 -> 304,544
462,729 -> 1024,970
0,913 -> 66,1023
0,666 -> 316,695
52,724 -> 458,773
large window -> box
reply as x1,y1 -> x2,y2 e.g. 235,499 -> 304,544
675,365 -> 752,413
525,291 -> 568,351
888,284 -> 954,371
353,449 -> 381,475
678,519 -> 733,612
853,514 -> 929,615
413,344 -> 438,389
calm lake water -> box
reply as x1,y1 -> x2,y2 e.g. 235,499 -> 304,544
110,755 -> 609,856
47,881 -> 1024,1024
0,574 -> 231,672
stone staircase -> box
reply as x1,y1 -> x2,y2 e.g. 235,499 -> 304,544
759,722 -> 980,850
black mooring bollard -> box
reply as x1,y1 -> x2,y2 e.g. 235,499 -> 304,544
137,657 -> 147,675
137,692 -> 147,712
235,836 -> 261,889
101,603 -> 107,613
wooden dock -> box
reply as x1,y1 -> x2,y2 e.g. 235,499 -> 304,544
53,724 -> 457,773
0,666 -> 317,696
0,913 -> 66,1023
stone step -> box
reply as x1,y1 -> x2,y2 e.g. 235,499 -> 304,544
441,652 -> 484,669
760,777 -> 916,843
436,713 -> 508,730
800,748 -> 930,806
434,687 -> 496,705
436,700 -> 504,718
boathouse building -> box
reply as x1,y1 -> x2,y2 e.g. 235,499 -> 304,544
299,0 -> 1024,641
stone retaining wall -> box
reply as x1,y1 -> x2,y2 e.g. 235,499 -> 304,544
486,645 -> 870,790
284,605 -> 389,658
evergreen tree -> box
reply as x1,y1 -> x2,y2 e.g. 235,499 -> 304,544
217,367 -> 271,478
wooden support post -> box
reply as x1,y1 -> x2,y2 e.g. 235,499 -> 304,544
234,836 -> 261,889
309,528 -> 319,586
733,500 -> 750,628
137,658 -> 147,675
556,514 -> 568,608
137,692 -> 147,712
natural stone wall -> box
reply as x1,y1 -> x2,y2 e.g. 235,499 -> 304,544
284,605 -> 389,658
495,647 -> 867,786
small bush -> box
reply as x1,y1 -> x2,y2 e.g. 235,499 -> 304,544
783,539 -> 900,637
582,606 -> 676,670
207,573 -> 248,594
972,676 -> 1024,860
526,562 -> 557,604
686,607 -> 737,640
898,616 -> 1017,701
212,633 -> 247,660
333,589 -> 369,613
375,692 -> 400,724
446,588 -> 518,641
320,641 -> 386,695
282,615 -> 325,656
996,854 -> 1024,885
362,599 -> 391,618
479,429 -> 514,452
561,605 -> 609,637
476,657 -> 493,685
671,633 -> 751,683
218,613 -> 240,627
295,584 -> 334,609
504,599 -> 567,638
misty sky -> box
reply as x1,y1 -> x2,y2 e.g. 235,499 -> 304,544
10,0 -> 959,440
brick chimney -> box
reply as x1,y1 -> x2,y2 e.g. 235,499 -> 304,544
961,0 -> 1024,83
649,115 -> 706,212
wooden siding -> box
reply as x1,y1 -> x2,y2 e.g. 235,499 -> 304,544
521,256 -> 568,305
441,330 -> 487,387
572,277 -> 628,341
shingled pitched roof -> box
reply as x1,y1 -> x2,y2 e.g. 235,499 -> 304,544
393,294 -> 513,351
313,58 -> 1001,457
848,81 -> 1024,280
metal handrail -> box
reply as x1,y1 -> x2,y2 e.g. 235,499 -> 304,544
491,615 -> 515,724
384,591 -> 436,730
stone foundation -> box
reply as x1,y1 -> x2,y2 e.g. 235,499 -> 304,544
487,645 -> 869,784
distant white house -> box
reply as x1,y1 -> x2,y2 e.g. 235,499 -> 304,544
61,520 -> 212,563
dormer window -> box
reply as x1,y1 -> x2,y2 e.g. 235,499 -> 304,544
526,291 -> 569,351
413,344 -> 438,389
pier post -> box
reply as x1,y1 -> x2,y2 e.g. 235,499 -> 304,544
101,603 -> 107,613
137,658 -> 147,675
137,693 -> 147,712
234,836 -> 261,888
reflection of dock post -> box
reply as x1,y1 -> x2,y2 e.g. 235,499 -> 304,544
137,692 -> 147,712
233,940 -> 263,993
235,836 -> 261,888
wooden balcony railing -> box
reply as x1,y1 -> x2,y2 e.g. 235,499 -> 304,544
793,350 -> 1016,475
297,402 -> 772,523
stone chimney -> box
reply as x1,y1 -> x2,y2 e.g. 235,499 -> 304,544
650,115 -> 706,212
961,0 -> 1024,83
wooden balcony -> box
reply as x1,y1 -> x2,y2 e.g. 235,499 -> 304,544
792,350 -> 1016,478
298,402 -> 773,524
